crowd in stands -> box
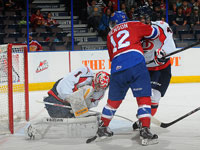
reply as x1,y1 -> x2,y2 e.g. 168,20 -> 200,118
1,0 -> 200,50
30,9 -> 59,32
80,0 -> 200,42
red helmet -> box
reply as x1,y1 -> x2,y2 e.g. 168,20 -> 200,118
94,71 -> 110,89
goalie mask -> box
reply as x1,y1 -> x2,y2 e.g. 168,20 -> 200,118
94,71 -> 110,90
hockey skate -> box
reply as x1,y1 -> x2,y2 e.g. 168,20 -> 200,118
132,120 -> 141,130
139,127 -> 158,146
24,124 -> 41,140
86,121 -> 113,143
97,125 -> 113,138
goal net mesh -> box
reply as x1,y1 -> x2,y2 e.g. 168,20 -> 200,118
0,44 -> 28,134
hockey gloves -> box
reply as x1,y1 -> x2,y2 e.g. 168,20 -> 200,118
154,48 -> 166,65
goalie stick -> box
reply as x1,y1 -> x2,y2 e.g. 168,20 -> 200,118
152,106 -> 200,128
37,100 -> 133,122
146,41 -> 200,64
38,100 -> 159,144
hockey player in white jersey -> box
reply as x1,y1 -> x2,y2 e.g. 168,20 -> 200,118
43,66 -> 110,118
25,66 -> 110,140
133,20 -> 177,130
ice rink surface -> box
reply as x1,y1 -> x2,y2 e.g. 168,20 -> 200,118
0,83 -> 200,150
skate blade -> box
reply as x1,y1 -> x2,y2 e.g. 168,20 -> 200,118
140,137 -> 158,146
94,136 -> 112,143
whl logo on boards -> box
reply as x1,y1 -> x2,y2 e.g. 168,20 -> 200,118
36,60 -> 48,73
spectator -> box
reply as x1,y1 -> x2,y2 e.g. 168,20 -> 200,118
109,0 -> 118,11
182,0 -> 192,25
98,8 -> 111,41
192,0 -> 200,10
96,0 -> 106,10
176,0 -> 183,7
103,0 -> 114,13
30,9 -> 45,32
190,8 -> 200,27
172,3 -> 177,15
171,7 -> 189,32
125,0 -> 135,10
127,5 -> 138,20
29,34 -> 43,51
188,0 -> 196,8
120,2 -> 128,16
147,0 -> 154,11
160,0 -> 166,12
87,0 -> 102,32
136,1 -> 153,17
45,12 -> 59,32
151,6 -> 163,21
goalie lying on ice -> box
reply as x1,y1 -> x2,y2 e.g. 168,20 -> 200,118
24,66 -> 110,140
43,66 -> 110,118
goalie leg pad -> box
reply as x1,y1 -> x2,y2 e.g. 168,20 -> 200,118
80,85 -> 94,108
24,116 -> 99,139
42,116 -> 99,138
67,88 -> 89,118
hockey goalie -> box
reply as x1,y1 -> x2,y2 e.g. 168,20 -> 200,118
24,66 -> 110,140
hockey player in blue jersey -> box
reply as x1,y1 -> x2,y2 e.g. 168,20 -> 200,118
92,11 -> 159,146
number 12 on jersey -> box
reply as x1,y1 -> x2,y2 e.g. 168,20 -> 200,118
110,30 -> 130,53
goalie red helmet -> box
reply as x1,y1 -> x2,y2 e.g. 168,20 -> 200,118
94,71 -> 110,90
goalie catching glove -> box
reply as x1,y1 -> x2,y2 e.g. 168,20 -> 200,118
154,48 -> 166,65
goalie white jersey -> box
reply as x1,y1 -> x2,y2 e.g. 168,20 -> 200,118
56,66 -> 107,107
56,66 -> 94,100
143,21 -> 176,68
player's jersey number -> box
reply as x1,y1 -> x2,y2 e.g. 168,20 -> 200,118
110,30 -> 130,53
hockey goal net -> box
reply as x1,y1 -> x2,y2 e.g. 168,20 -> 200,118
0,44 -> 29,134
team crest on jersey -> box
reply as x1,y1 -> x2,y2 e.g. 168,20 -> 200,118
142,40 -> 154,51
116,66 -> 122,70
36,60 -> 48,73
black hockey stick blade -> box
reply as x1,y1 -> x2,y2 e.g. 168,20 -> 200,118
146,41 -> 200,64
86,135 -> 97,143
160,106 -> 200,128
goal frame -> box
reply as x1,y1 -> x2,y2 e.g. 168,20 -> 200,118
7,43 -> 29,134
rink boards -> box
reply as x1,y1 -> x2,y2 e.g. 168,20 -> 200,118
27,48 -> 200,91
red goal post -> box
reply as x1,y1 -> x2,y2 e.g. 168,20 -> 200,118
0,43 -> 29,134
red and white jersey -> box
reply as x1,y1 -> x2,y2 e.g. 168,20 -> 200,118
143,21 -> 176,69
56,66 -> 94,100
56,66 -> 106,104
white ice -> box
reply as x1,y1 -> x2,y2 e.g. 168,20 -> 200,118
0,83 -> 200,150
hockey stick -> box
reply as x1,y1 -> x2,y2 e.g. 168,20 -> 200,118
146,41 -> 200,64
36,100 -> 72,109
152,106 -> 200,128
37,100 -> 133,122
